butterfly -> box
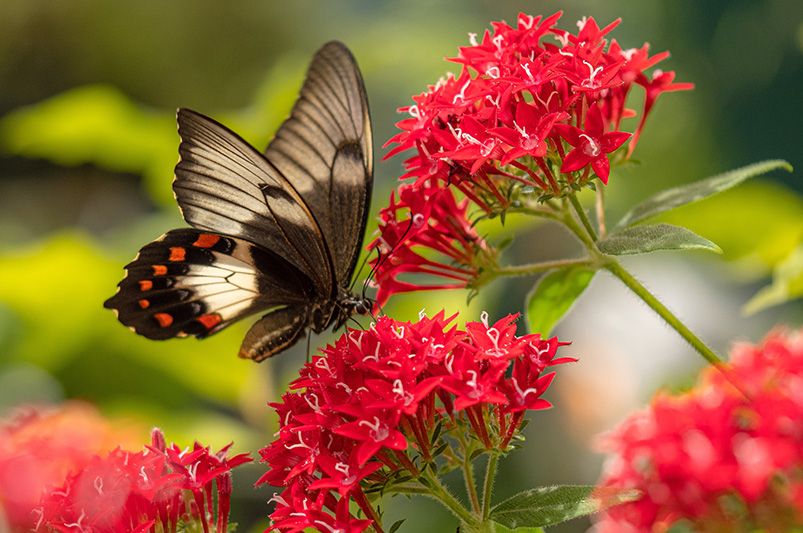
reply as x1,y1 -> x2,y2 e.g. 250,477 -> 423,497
104,41 -> 374,361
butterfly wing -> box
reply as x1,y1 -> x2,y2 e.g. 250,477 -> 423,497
239,306 -> 310,362
173,108 -> 333,296
104,229 -> 316,340
264,40 -> 373,287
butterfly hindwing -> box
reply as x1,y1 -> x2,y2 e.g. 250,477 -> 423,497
264,40 -> 373,286
173,108 -> 333,296
104,229 -> 315,340
239,306 -> 310,362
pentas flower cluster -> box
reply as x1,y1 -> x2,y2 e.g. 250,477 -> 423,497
33,428 -> 251,533
387,11 -> 692,192
595,328 -> 803,531
370,11 -> 692,304
369,181 -> 495,306
258,312 -> 573,532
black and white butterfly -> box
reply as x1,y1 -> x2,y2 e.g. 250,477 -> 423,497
104,41 -> 374,361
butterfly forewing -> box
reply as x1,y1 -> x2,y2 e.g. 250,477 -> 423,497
264,41 -> 373,286
173,108 -> 333,295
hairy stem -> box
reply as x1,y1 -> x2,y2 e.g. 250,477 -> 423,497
568,193 -> 598,241
462,455 -> 481,514
595,186 -> 607,239
604,260 -> 724,367
454,430 -> 481,513
481,454 -> 499,521
493,257 -> 594,277
422,469 -> 478,528
558,205 -> 747,393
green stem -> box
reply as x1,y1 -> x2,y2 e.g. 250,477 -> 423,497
422,469 -> 478,528
604,259 -> 724,368
501,204 -> 563,222
595,186 -> 607,239
462,455 -> 481,514
561,208 -> 748,394
568,193 -> 598,241
453,428 -> 481,514
493,257 -> 593,277
481,454 -> 499,520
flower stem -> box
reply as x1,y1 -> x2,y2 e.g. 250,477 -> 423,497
462,455 -> 481,514
454,429 -> 481,513
604,259 -> 724,368
559,207 -> 749,394
493,257 -> 593,277
422,470 -> 478,528
568,193 -> 598,241
481,454 -> 499,520
595,186 -> 607,239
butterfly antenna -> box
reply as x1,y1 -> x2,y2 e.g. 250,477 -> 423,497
361,217 -> 416,300
349,250 -> 374,292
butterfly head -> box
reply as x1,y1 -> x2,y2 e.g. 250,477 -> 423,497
352,296 -> 373,316
333,294 -> 375,330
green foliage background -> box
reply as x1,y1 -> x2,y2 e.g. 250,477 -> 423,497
0,1 -> 800,531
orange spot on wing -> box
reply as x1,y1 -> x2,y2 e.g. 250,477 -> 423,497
154,313 -> 173,328
139,280 -> 153,291
197,313 -> 223,330
152,265 -> 168,276
138,299 -> 150,309
169,247 -> 186,262
193,234 -> 221,248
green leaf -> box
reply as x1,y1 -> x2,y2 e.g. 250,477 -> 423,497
598,224 -> 722,256
491,524 -> 544,533
388,519 -> 406,533
743,242 -> 803,314
490,485 -> 639,528
617,160 -> 793,228
526,267 -> 595,336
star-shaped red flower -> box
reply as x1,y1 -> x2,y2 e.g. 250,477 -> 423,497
554,104 -> 630,183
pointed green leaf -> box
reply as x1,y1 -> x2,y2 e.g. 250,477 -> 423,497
490,485 -> 639,528
526,267 -> 595,336
617,160 -> 793,228
599,224 -> 722,256
388,519 -> 406,533
743,242 -> 803,314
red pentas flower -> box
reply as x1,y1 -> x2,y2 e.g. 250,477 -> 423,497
385,11 -> 692,199
33,428 -> 251,533
553,104 -> 631,183
368,181 -> 496,306
258,311 -> 574,532
594,328 -> 803,532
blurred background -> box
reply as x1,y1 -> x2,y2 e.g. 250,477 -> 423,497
0,0 -> 801,531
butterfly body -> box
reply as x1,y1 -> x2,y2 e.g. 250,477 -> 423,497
105,41 -> 373,361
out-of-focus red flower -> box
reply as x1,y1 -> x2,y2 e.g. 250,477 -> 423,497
385,11 -> 692,197
594,328 -> 803,532
258,312 -> 574,532
34,428 -> 251,533
0,402 -> 140,530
